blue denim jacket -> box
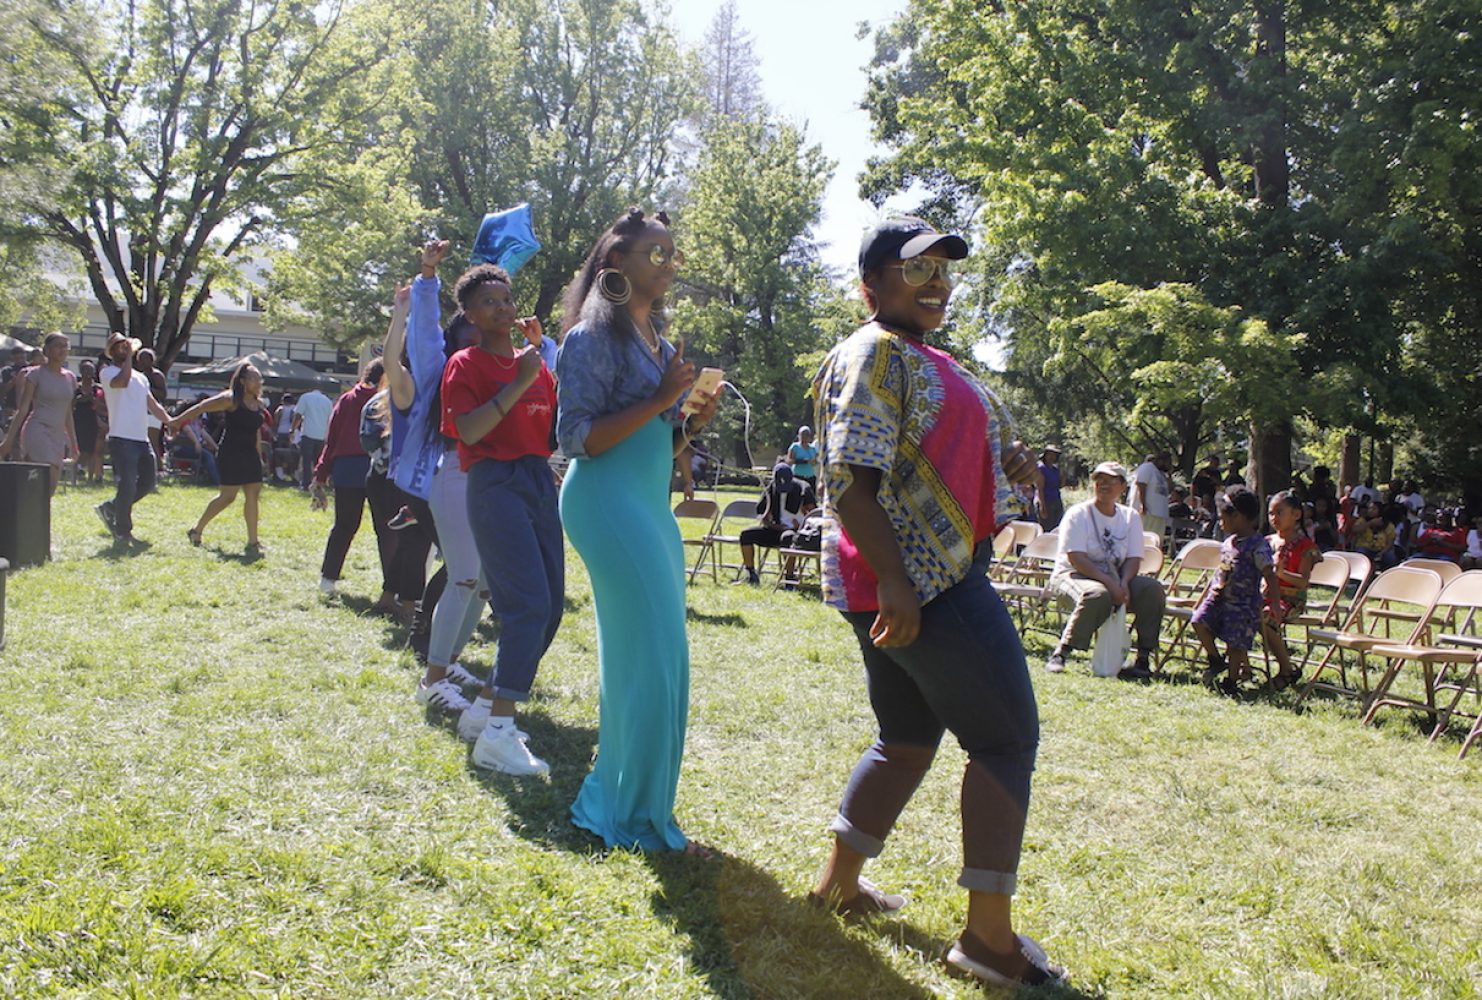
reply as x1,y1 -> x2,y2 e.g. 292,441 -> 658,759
389,276 -> 453,500
556,315 -> 681,458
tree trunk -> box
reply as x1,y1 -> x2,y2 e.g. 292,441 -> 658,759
1249,417 -> 1293,502
1378,440 -> 1394,485
1339,433 -> 1362,489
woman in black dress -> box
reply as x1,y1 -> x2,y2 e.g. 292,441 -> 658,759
73,359 -> 107,483
168,362 -> 267,554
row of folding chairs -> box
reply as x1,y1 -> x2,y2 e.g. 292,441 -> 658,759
675,499 -> 822,591
1295,566 -> 1482,757
998,530 -> 1482,758
1154,540 -> 1482,758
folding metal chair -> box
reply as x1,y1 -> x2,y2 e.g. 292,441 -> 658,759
1362,571 -> 1482,744
1401,557 -> 1462,586
988,523 -> 1018,582
996,532 -> 1060,633
705,498 -> 761,580
674,499 -> 721,583
1294,565 -> 1445,707
1155,539 -> 1224,675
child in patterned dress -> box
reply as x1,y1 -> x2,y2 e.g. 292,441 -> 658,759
1193,486 -> 1282,694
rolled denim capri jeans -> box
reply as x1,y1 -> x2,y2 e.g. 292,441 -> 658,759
834,572 -> 1039,895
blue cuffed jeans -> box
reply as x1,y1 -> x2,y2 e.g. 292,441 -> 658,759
466,454 -> 564,702
835,572 -> 1039,896
109,437 -> 157,536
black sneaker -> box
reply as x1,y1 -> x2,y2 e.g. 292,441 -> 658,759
1117,663 -> 1152,681
1044,652 -> 1066,673
388,506 -> 418,531
94,501 -> 115,533
746,568 -> 760,586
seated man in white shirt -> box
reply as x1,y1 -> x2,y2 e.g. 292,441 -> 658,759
1045,461 -> 1167,680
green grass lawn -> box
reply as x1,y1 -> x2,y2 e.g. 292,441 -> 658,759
2,480 -> 1479,998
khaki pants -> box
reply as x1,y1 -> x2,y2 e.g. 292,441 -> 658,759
1052,573 -> 1166,652
1141,514 -> 1168,546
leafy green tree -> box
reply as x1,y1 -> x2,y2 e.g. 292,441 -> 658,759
272,0 -> 699,344
669,116 -> 834,466
860,0 -> 1482,496
4,0 -> 397,367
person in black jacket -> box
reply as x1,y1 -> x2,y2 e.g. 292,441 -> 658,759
738,463 -> 813,585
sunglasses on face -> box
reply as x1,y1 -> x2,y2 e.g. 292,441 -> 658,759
886,256 -> 954,287
638,244 -> 685,269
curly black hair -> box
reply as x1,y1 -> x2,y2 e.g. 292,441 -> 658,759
452,263 -> 512,309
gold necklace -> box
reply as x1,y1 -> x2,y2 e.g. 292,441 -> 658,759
634,317 -> 661,356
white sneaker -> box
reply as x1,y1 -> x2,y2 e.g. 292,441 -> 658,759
319,576 -> 336,595
457,699 -> 491,742
457,702 -> 528,743
415,678 -> 471,714
443,661 -> 481,688
472,724 -> 549,776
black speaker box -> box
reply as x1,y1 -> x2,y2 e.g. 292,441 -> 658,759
0,462 -> 51,568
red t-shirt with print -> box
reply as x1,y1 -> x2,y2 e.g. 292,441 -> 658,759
441,346 -> 555,471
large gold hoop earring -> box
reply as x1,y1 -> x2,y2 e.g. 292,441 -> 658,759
597,268 -> 631,305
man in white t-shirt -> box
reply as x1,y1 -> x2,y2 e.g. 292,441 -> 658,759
1133,451 -> 1171,546
97,332 -> 172,543
292,387 -> 333,490
1045,461 -> 1167,679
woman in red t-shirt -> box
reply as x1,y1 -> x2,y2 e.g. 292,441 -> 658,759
1263,490 -> 1319,690
439,263 -> 561,778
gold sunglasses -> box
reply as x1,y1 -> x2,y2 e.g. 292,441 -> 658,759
640,244 -> 685,269
885,256 -> 954,287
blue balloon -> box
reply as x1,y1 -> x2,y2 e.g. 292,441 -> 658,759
470,203 -> 541,276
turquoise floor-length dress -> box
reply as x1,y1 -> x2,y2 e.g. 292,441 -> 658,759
561,415 -> 690,851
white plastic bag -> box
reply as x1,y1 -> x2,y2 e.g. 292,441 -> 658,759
1090,606 -> 1129,678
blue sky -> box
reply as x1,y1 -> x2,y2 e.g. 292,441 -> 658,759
666,0 -> 914,277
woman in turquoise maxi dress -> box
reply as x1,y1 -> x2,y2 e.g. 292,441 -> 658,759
555,208 -> 719,854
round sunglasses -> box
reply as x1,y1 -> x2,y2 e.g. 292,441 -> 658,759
885,256 -> 954,287
638,244 -> 685,269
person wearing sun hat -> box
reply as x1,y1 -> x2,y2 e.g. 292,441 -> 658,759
1045,460 -> 1167,678
806,216 -> 1066,990
96,331 -> 172,543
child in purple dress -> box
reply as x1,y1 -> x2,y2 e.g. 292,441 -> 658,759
1193,486 -> 1281,694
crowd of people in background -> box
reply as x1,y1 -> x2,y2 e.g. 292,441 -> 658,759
1012,443 -> 1481,574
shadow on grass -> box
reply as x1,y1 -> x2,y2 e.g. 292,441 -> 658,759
640,850 -> 940,1000
482,719 -> 941,997
208,544 -> 266,565
686,608 -> 748,628
331,592 -> 416,653
472,710 -> 602,854
92,537 -> 154,559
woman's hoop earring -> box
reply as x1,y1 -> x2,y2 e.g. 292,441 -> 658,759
597,268 -> 631,305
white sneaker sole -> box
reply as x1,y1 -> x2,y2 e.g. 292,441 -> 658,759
471,736 -> 549,777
